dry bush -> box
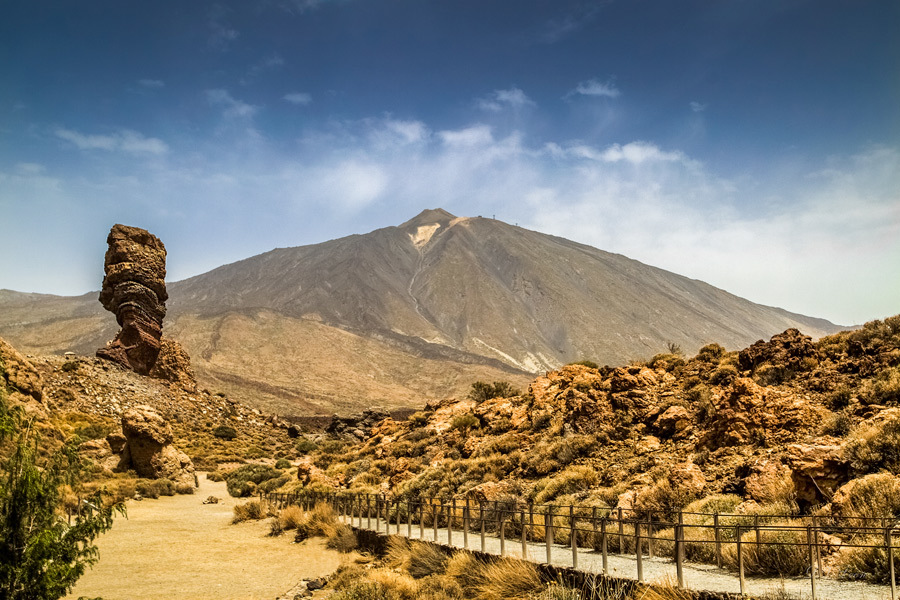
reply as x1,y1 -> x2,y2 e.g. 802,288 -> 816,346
861,367 -> 900,405
331,581 -> 389,600
416,574 -> 464,600
832,473 -> 900,527
367,569 -> 418,600
405,541 -> 449,578
474,557 -> 544,600
175,482 -> 195,495
721,522 -> 809,576
326,523 -> 358,552
633,577 -> 695,600
232,500 -> 265,523
834,537 -> 900,584
843,415 -> 900,474
444,551 -> 486,595
532,465 -> 598,505
269,505 -> 305,535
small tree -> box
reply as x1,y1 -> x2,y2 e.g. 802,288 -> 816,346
0,389 -> 124,599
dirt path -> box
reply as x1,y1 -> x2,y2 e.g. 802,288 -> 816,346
66,476 -> 354,600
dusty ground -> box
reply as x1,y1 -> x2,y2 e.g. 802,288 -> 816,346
65,476 -> 354,600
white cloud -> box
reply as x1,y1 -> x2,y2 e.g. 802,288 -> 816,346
690,101 -> 707,112
567,78 -> 620,99
438,125 -> 494,147
477,87 -> 536,112
138,79 -> 165,88
15,162 -> 46,175
283,92 -> 313,106
206,89 -> 258,118
54,128 -> 168,155
208,6 -> 238,50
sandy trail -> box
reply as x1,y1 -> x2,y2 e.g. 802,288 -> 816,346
66,476 -> 352,600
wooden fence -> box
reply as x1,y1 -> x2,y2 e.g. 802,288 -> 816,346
261,490 -> 900,600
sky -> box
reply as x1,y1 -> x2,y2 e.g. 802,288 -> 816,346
1,0 -> 898,326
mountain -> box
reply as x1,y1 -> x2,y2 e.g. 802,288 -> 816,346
0,209 -> 842,415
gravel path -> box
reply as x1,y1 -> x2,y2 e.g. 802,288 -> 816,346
65,476 -> 354,600
347,515 -> 895,600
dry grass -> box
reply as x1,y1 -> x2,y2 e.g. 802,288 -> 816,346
833,537 -> 900,584
367,569 -> 419,600
631,577 -> 694,600
721,523 -> 809,577
232,499 -> 266,523
386,538 -> 449,578
474,557 -> 544,600
444,551 -> 486,595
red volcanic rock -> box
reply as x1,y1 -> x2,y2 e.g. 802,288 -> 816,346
738,328 -> 817,372
96,224 -> 168,375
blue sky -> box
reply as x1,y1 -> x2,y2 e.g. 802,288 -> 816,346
1,0 -> 898,325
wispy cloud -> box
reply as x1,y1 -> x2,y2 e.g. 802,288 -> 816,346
566,78 -> 620,99
477,87 -> 536,112
206,89 -> 258,118
283,92 -> 313,106
138,79 -> 165,89
540,3 -> 606,43
690,101 -> 707,112
208,5 -> 239,50
55,128 -> 168,155
438,125 -> 494,147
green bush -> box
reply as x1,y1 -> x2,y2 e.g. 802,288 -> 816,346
225,464 -> 282,497
60,361 -> 78,373
136,478 -> 176,499
295,438 -> 317,454
709,364 -> 739,386
861,368 -> 900,405
274,458 -> 291,469
569,360 -> 599,370
468,381 -> 520,403
212,425 -> 238,440
844,416 -> 900,474
533,465 -> 598,505
826,386 -> 853,410
450,414 -> 479,432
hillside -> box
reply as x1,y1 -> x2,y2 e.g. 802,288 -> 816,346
0,209 -> 842,415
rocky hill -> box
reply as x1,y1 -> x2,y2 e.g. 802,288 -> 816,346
0,209 -> 842,416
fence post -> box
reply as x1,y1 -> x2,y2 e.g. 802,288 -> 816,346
618,507 -> 624,551
813,515 -> 822,576
755,514 -> 761,548
521,508 -> 528,559
807,526 -> 817,600
529,502 -> 535,543
480,504 -> 486,553
601,517 -> 608,575
714,512 -> 722,568
648,511 -> 654,559
433,501 -> 439,542
570,505 -> 578,569
449,498 -> 455,546
888,527 -> 896,600
676,511 -> 684,589
419,502 -> 425,539
737,525 -> 745,597
464,498 -> 470,550
592,506 -> 599,552
500,509 -> 506,556
407,499 -> 412,537
545,505 -> 554,564
366,494 -> 371,530
635,520 -> 643,582
375,495 -> 381,533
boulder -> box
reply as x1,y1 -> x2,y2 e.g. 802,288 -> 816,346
653,405 -> 691,438
0,336 -> 43,403
120,405 -> 195,486
96,224 -> 168,375
743,459 -> 794,504
785,443 -> 850,507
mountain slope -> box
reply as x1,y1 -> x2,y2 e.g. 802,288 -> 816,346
0,209 -> 842,415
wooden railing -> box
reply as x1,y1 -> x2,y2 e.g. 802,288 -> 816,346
261,490 -> 900,600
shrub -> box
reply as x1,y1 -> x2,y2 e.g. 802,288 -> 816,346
295,438 -> 317,453
444,552 -> 486,595
835,537 -> 900,583
327,524 -> 359,553
533,465 -> 598,505
274,458 -> 291,469
468,381 -> 520,402
844,416 -> 900,474
696,343 -> 725,362
861,367 -> 900,405
331,581 -> 389,600
388,538 -> 449,578
832,473 -> 900,526
709,364 -> 739,386
175,482 -> 195,495
826,386 -> 853,410
61,360 -> 78,372
232,500 -> 265,523
206,470 -> 226,482
212,425 -> 238,440
721,523 -> 808,576
135,478 -> 175,499
450,414 -> 479,433
225,464 -> 281,497
569,360 -> 599,370
821,410 -> 853,437
474,557 -> 543,600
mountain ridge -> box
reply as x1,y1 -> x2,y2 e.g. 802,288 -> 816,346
0,209 -> 845,415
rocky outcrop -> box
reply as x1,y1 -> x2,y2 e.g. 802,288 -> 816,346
785,443 -> 850,507
0,336 -> 46,418
96,224 -> 168,375
327,410 -> 390,440
149,337 -> 197,392
738,328 -> 818,373
119,405 -> 195,487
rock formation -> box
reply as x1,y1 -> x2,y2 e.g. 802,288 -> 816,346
119,405 -> 195,487
96,224 -> 168,375
149,337 -> 197,392
0,335 -> 46,418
